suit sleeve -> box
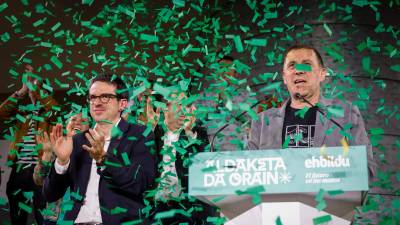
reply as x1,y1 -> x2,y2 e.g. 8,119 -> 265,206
248,114 -> 262,150
350,105 -> 377,178
193,123 -> 209,152
43,138 -> 75,203
43,162 -> 72,202
0,93 -> 20,119
98,130 -> 156,198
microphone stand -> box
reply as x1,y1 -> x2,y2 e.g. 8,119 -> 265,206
294,93 -> 346,136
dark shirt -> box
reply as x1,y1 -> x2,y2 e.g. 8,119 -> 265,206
282,103 -> 317,148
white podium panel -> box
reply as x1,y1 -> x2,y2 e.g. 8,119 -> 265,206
225,202 -> 350,225
197,191 -> 361,219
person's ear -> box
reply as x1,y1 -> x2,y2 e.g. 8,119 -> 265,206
282,70 -> 288,85
319,67 -> 327,82
119,99 -> 128,112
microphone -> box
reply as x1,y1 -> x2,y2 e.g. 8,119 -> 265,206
294,93 -> 347,139
210,95 -> 272,152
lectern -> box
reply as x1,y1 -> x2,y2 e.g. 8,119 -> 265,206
189,146 -> 369,225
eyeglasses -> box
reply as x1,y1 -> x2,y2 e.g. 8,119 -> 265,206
87,94 -> 118,104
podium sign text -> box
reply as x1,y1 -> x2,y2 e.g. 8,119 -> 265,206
189,146 -> 368,196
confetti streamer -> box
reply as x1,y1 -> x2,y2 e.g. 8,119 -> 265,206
295,63 -> 312,72
0,2 -> 8,12
313,215 -> 332,224
323,23 -> 332,36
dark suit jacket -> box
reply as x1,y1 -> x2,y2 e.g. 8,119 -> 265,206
43,119 -> 157,224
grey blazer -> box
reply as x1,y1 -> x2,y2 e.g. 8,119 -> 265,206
248,96 -> 377,177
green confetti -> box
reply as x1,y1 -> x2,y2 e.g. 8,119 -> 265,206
245,38 -> 267,47
154,209 -> 191,219
16,114 -> 26,123
40,42 -> 52,48
154,210 -> 177,219
50,56 -> 63,69
326,106 -> 345,118
392,199 -> 400,208
313,215 -> 332,224
369,127 -> 384,135
323,23 -> 332,36
33,18 -> 47,27
32,115 -> 44,122
357,41 -> 367,52
225,99 -> 233,111
295,63 -> 312,72
58,220 -> 74,225
82,0 -> 95,6
51,22 -> 61,32
362,57 -> 371,72
236,185 -> 265,205
275,216 -> 283,225
201,166 -> 217,173
104,160 -> 123,168
41,83 -> 53,92
239,25 -> 250,33
153,83 -> 171,98
273,27 -> 283,32
153,101 -> 166,109
111,125 -> 123,138
9,68 -> 18,77
111,206 -> 128,214
1,32 -> 10,42
121,152 -> 131,166
282,136 -> 290,148
54,78 -> 69,88
327,190 -> 344,196
390,64 -> 400,72
142,125 -> 152,137
259,81 -> 282,93
265,11 -> 278,19
127,136 -> 137,141
70,191 -> 83,201
99,120 -> 113,124
120,7 -> 135,18
316,199 -> 327,211
131,85 -> 146,99
0,2 -> 8,12
139,33 -> 159,43
233,35 -> 244,52
179,79 -> 190,91
295,107 -> 309,119
18,202 -> 32,213
0,197 -> 7,206
172,0 -> 185,7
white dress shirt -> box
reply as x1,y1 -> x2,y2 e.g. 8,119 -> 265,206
54,119 -> 120,223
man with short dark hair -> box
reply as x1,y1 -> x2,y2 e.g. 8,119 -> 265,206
44,74 -> 157,224
248,45 -> 376,177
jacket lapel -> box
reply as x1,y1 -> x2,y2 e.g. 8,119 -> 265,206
314,96 -> 333,147
107,118 -> 129,153
270,99 -> 286,148
76,135 -> 93,202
